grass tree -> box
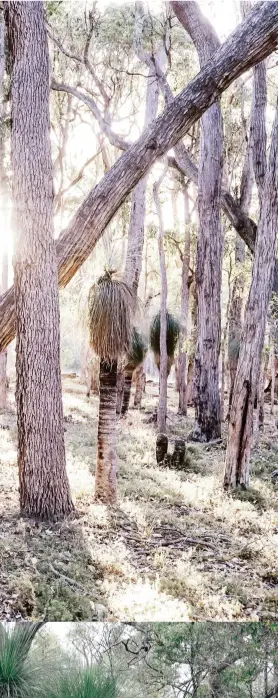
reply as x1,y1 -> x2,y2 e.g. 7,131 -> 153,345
88,270 -> 133,503
0,622 -> 46,698
47,666 -> 117,698
121,328 -> 147,416
150,311 -> 180,377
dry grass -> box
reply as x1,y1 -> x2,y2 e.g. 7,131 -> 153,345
0,377 -> 277,622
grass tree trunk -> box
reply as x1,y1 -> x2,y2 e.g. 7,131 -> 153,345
1,3 -> 278,352
172,2 -> 223,441
224,99 -> 278,488
95,360 -> 118,504
6,2 -> 73,519
154,170 -> 168,433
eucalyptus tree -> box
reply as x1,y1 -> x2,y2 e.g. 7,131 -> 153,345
224,97 -> 278,488
88,270 -> 133,503
5,1 -> 73,519
1,2 -> 278,354
171,1 -> 223,442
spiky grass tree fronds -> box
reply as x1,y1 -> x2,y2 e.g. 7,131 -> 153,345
125,328 -> 148,372
0,622 -> 47,698
150,311 -> 180,374
88,271 -> 134,504
47,665 -> 117,698
121,328 -> 148,416
88,271 -> 133,362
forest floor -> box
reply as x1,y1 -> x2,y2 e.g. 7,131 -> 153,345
0,376 -> 277,622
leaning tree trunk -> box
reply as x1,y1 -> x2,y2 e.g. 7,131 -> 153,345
224,99 -> 278,488
172,2 -> 223,441
0,2 -> 278,352
5,2 -> 73,518
94,360 -> 117,504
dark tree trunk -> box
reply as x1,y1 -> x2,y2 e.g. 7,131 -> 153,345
95,359 -> 118,504
173,1 -> 223,441
6,2 -> 73,519
1,2 -> 278,352
224,100 -> 278,488
121,370 -> 133,416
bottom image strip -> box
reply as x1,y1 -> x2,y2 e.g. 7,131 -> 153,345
0,621 -> 277,697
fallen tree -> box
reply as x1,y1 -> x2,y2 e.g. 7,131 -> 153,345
1,1 -> 278,352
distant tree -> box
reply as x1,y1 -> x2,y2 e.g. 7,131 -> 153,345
88,271 -> 133,503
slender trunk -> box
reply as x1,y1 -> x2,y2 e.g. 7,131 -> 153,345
1,1 -> 278,352
154,172 -> 168,433
95,359 -> 117,504
6,2 -> 73,519
133,364 -> 145,408
271,345 -> 275,415
224,100 -> 278,488
177,186 -> 191,415
120,25 -> 166,415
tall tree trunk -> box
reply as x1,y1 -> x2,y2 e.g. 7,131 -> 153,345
224,99 -> 278,488
6,2 -> 73,519
177,185 -> 191,415
154,170 -> 168,433
0,6 -> 8,410
95,359 -> 117,503
121,16 -> 167,415
1,2 -> 278,352
173,2 -> 223,441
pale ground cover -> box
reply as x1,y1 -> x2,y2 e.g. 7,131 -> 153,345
0,376 -> 277,622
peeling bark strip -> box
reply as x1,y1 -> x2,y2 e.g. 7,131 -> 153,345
172,1 -> 223,441
224,98 -> 278,488
95,360 -> 117,504
1,2 -> 278,351
5,2 -> 73,519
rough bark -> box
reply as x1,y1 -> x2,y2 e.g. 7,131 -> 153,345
173,1 -> 223,441
94,359 -> 117,504
121,370 -> 133,416
5,2 -> 73,519
0,6 -> 8,410
1,1 -> 278,352
224,99 -> 278,488
154,170 -> 168,433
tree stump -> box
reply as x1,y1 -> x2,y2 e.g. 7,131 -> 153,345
171,438 -> 186,469
156,433 -> 168,464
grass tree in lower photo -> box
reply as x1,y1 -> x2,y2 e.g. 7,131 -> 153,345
48,666 -> 117,698
0,622 -> 45,698
88,270 -> 133,503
